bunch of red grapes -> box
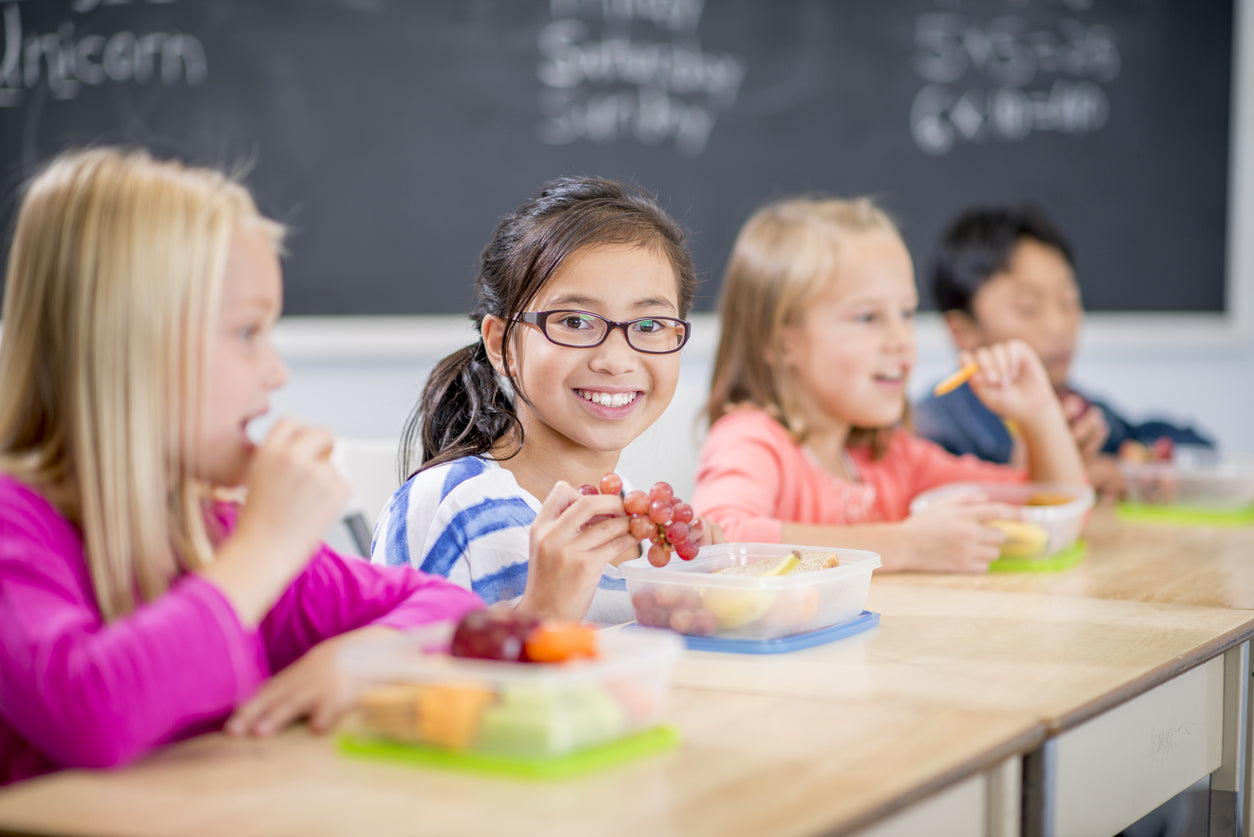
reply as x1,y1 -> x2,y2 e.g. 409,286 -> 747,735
579,473 -> 702,567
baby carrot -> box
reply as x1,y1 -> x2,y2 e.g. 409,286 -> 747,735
932,362 -> 979,396
522,622 -> 598,663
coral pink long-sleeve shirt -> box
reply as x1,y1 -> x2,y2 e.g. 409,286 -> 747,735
0,476 -> 483,785
692,409 -> 1026,543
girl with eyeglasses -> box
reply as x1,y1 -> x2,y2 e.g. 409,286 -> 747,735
372,177 -> 722,622
692,196 -> 1086,572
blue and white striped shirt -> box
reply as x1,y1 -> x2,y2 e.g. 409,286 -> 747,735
370,456 -> 632,625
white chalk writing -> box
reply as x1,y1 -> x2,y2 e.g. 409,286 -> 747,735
909,5 -> 1119,155
0,0 -> 206,108
537,3 -> 745,156
548,0 -> 706,35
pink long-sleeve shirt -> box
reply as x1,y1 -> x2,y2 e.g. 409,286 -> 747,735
0,476 -> 483,785
692,408 -> 1026,543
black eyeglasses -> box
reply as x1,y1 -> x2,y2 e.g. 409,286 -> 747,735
515,309 -> 691,354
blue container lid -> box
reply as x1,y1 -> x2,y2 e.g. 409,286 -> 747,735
653,610 -> 880,654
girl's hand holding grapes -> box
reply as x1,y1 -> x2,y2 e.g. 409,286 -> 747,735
518,481 -> 636,621
518,473 -> 725,621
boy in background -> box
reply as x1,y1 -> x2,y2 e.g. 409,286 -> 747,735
914,205 -> 1213,499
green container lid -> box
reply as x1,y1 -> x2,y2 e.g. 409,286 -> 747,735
989,539 -> 1087,573
337,724 -> 679,780
1117,502 -> 1254,527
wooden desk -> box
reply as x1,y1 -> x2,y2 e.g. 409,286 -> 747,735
2,515 -> 1243,837
869,512 -> 1254,837
875,508 -> 1254,609
671,582 -> 1254,837
0,688 -> 1041,837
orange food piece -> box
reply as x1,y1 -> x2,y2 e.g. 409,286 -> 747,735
522,622 -> 598,663
932,362 -> 979,396
415,681 -> 495,749
359,683 -> 424,742
1025,493 -> 1074,506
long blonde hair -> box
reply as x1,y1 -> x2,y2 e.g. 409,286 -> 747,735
706,195 -> 903,457
0,147 -> 284,621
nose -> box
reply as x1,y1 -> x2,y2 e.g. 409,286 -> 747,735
265,339 -> 289,389
885,311 -> 915,353
587,326 -> 640,375
1044,301 -> 1080,341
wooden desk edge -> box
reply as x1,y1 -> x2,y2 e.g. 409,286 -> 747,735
1048,622 -> 1254,734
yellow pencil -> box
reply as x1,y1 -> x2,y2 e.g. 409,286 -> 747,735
932,362 -> 979,396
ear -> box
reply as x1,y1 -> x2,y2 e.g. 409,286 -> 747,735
481,315 -> 509,377
943,310 -> 983,352
772,323 -> 802,370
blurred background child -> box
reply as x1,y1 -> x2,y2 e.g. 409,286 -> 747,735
915,205 -> 1214,500
372,177 -> 721,623
692,195 -> 1086,572
0,148 -> 481,785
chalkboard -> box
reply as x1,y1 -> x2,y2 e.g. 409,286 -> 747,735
0,0 -> 1235,316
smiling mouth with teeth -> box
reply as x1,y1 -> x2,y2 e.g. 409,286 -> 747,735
579,390 -> 639,408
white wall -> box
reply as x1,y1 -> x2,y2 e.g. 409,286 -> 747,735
272,0 -> 1254,503
270,312 -> 1254,505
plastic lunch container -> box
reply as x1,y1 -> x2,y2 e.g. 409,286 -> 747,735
1119,457 -> 1254,510
910,482 -> 1095,561
339,622 -> 683,759
618,543 -> 881,641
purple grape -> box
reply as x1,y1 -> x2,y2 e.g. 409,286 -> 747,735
449,610 -> 541,662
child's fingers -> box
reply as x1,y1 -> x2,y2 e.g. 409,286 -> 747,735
237,685 -> 312,737
961,502 -> 1020,522
308,695 -> 352,734
226,688 -> 287,737
1070,409 -> 1108,458
556,494 -> 628,533
975,522 -> 1009,547
964,543 -> 1002,571
260,416 -> 300,446
925,488 -> 989,508
695,516 -> 725,545
1061,392 -> 1088,421
689,517 -> 705,540
604,532 -> 643,559
287,425 -> 336,463
536,481 -> 586,525
571,514 -> 633,553
978,342 -> 1013,385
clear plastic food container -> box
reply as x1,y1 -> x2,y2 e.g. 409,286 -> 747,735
1119,459 -> 1254,510
909,482 -> 1095,561
618,543 -> 881,640
340,622 -> 682,758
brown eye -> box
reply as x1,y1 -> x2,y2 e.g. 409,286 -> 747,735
554,313 -> 595,331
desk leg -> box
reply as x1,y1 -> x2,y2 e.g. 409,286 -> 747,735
1209,640 -> 1250,837
1021,741 -> 1056,837
988,755 -> 1022,837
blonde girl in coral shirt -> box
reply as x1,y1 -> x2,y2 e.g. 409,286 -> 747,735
692,196 -> 1086,572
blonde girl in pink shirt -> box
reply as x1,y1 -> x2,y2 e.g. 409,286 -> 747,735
692,196 -> 1086,572
0,148 -> 480,783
